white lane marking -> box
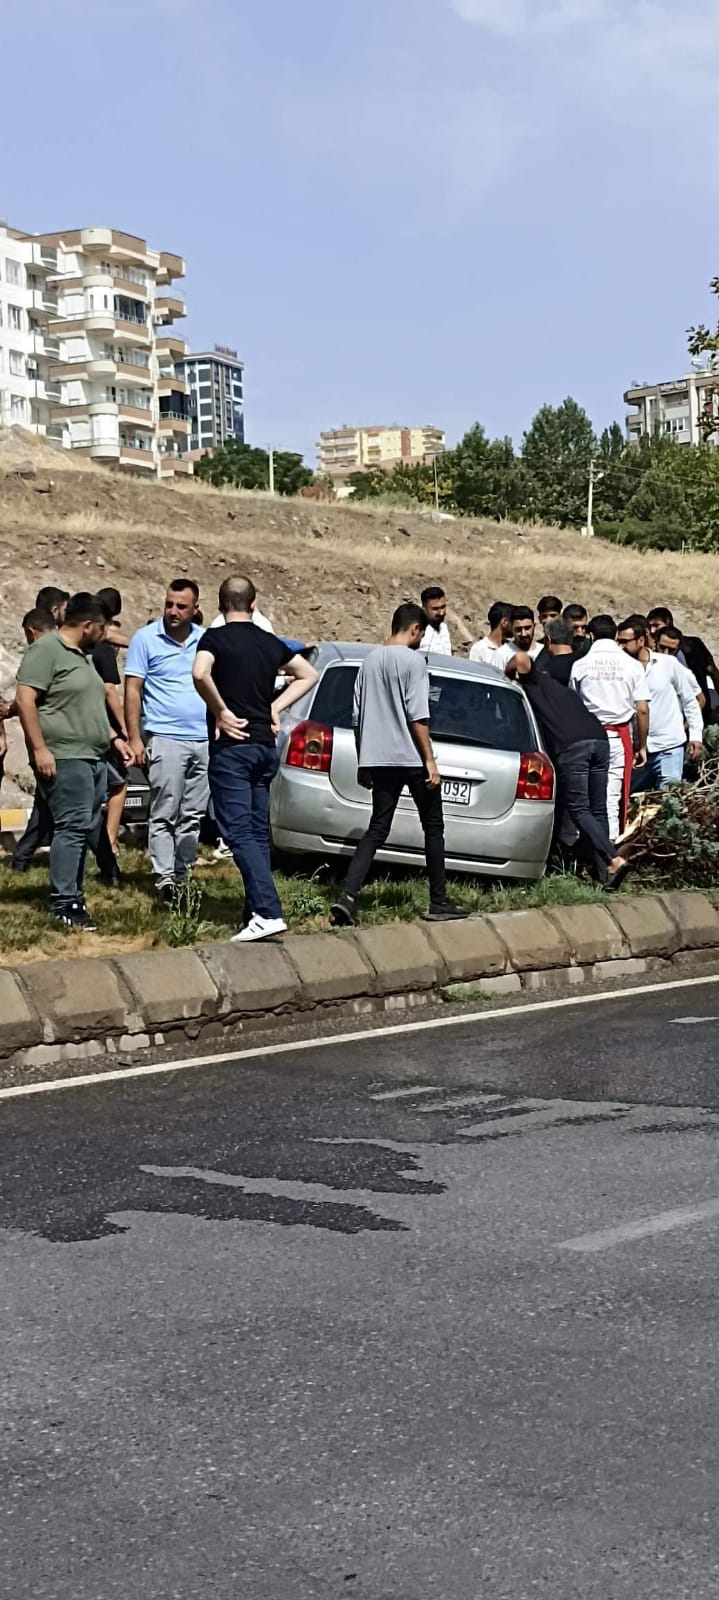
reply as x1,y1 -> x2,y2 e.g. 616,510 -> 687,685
672,1015 -> 719,1026
140,1163 -> 399,1210
369,1085 -> 443,1102
558,1196 -> 719,1254
2,972 -> 719,1102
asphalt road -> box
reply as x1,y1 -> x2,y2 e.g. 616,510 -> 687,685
3,978 -> 719,1599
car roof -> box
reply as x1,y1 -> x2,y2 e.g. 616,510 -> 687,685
313,641 -> 524,693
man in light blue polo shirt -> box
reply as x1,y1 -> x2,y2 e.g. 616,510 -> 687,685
124,578 -> 209,904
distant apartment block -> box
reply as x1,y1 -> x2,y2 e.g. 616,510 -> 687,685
0,223 -> 191,478
177,345 -> 245,455
625,371 -> 719,448
317,423 -> 446,479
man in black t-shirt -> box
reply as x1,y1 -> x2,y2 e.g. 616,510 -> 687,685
507,650 -> 629,888
193,575 -> 318,943
94,588 -> 130,870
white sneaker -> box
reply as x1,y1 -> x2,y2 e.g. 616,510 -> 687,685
231,915 -> 287,944
212,841 -> 233,861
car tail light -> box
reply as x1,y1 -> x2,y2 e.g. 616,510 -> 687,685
515,751 -> 555,802
286,720 -> 334,774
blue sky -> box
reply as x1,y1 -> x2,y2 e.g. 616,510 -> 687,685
5,0 -> 719,461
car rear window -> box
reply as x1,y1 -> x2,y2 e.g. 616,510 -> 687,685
311,664 -> 535,753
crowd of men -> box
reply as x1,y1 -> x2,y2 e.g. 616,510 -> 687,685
0,576 -> 716,940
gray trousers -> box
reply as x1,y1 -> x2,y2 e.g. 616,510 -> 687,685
37,758 -> 108,912
146,735 -> 209,887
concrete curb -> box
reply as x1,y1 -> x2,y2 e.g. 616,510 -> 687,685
2,891 -> 719,1081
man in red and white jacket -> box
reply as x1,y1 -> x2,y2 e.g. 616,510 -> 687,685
570,614 -> 650,841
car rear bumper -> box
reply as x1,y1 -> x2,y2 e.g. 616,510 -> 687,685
271,770 -> 553,881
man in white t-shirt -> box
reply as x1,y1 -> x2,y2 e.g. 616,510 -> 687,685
470,601 -> 514,669
210,603 -> 273,632
508,605 -> 542,662
570,614 -> 650,840
419,586 -> 452,656
617,614 -> 703,790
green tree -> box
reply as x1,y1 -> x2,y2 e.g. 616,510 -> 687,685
450,425 -> 527,519
194,440 -> 313,496
521,398 -> 596,525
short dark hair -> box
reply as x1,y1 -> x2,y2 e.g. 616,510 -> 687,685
22,607 -> 56,634
392,601 -> 428,635
647,605 -> 674,628
64,591 -> 108,626
563,603 -> 588,624
488,600 -> 513,630
589,614 -> 617,641
218,575 -> 257,615
168,577 -> 200,601
510,605 -> 534,624
35,585 -> 69,612
658,623 -> 683,644
545,618 -> 574,646
537,595 -> 562,615
96,586 -> 122,620
420,585 -> 445,606
618,613 -> 649,640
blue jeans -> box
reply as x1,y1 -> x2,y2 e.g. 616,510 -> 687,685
632,745 -> 685,794
208,742 -> 282,920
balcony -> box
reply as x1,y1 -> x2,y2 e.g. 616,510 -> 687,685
156,333 -> 188,360
119,448 -> 155,471
157,250 -> 185,284
153,295 -> 186,324
118,403 -> 153,424
158,376 -> 188,396
114,315 -> 151,345
158,411 -> 190,434
49,308 -> 117,335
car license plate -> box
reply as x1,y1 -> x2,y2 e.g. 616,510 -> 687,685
441,779 -> 471,805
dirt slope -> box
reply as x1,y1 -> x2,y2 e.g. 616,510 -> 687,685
2,434 -> 718,804
1,427 -> 717,682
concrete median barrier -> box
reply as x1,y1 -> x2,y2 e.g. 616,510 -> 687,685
1,891 -> 719,1083
113,949 -> 219,1029
355,923 -> 440,993
486,908 -> 571,971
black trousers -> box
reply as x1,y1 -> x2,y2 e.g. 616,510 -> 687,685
11,788 -> 54,867
342,766 -> 446,902
554,738 -> 615,881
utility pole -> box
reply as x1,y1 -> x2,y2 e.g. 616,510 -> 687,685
433,456 -> 440,512
268,446 -> 275,496
584,458 -> 603,539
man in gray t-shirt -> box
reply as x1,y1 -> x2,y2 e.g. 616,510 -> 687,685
330,603 -> 464,927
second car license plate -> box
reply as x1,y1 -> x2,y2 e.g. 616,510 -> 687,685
441,779 -> 471,805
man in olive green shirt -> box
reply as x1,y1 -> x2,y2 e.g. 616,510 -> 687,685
16,593 -> 133,929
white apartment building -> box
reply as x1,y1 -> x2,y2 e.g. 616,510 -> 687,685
317,423 -> 446,480
0,224 -> 192,478
0,223 -> 52,433
624,370 -> 719,447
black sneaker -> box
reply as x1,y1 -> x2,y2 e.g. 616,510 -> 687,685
53,902 -> 98,932
330,892 -> 356,927
155,883 -> 175,908
425,898 -> 467,922
10,860 -> 30,874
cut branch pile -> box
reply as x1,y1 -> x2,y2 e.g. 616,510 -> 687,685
621,755 -> 719,884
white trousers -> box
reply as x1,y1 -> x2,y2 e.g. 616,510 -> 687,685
606,730 -> 627,843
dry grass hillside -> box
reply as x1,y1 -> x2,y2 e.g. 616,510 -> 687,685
1,427 -> 718,681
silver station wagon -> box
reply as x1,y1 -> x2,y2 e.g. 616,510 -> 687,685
270,644 -> 556,880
